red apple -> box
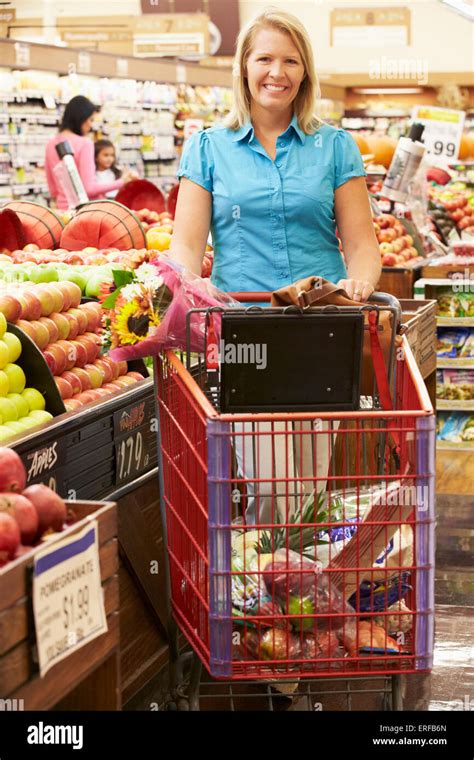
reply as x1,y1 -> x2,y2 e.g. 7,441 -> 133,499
17,319 -> 37,342
17,291 -> 42,321
0,294 -> 22,322
63,312 -> 80,340
54,282 -> 73,311
23,243 -> 40,252
61,370 -> 82,395
75,390 -> 96,405
69,367 -> 92,391
94,359 -> 114,384
67,307 -> 88,335
101,356 -> 120,381
29,320 -> 50,350
50,312 -> 70,340
64,398 -> 83,411
44,342 -> 68,376
102,382 -> 122,393
0,493 -> 38,545
126,371 -> 146,381
0,512 -> 21,565
55,376 -> 73,400
81,302 -> 102,332
39,317 -> 59,344
0,448 -> 27,492
76,333 -> 100,364
33,286 -> 55,317
22,484 -> 66,535
68,340 -> 88,368
116,360 -> 128,376
382,253 -> 397,266
84,363 -> 104,389
56,340 -> 77,371
115,376 -> 136,387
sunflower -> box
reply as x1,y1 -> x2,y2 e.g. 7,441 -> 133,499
112,299 -> 160,346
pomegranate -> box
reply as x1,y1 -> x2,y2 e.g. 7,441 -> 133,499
0,448 -> 26,492
0,512 -> 21,565
0,493 -> 39,545
22,484 -> 66,535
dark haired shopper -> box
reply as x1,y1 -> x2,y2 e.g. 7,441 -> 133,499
45,96 -> 134,209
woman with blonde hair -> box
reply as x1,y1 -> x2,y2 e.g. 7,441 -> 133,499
170,8 -> 382,521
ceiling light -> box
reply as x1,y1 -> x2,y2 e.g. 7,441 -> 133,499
439,0 -> 474,22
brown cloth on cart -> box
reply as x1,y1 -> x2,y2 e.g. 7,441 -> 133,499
271,277 -> 393,397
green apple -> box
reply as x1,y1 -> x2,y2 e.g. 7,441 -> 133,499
26,410 -> 53,425
4,363 -> 26,394
21,387 -> 45,411
0,340 -> 8,370
4,420 -> 26,434
0,397 -> 18,422
0,370 -> 8,397
0,425 -> 13,441
2,332 -> 22,363
29,265 -> 59,284
59,271 -> 88,292
0,312 -> 6,339
86,273 -> 111,299
7,392 -> 29,419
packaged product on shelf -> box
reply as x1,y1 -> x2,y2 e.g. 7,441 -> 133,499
460,331 -> 474,357
436,369 -> 474,400
437,413 -> 474,442
437,288 -> 474,318
437,328 -> 469,357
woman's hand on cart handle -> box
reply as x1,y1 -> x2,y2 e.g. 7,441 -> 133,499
337,278 -> 374,303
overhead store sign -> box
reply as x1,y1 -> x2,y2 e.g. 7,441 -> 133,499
133,13 -> 209,57
0,9 -> 15,23
412,105 -> 465,167
140,0 -> 240,56
330,7 -> 411,47
60,29 -> 133,48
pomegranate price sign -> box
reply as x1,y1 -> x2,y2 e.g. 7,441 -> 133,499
113,396 -> 154,485
32,520 -> 107,677
411,106 -> 465,167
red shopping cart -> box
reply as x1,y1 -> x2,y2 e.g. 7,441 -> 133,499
153,292 -> 435,711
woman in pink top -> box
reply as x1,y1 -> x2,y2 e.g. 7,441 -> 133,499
45,96 -> 134,209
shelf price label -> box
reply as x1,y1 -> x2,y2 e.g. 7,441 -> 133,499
113,398 -> 154,485
411,105 -> 465,167
21,439 -> 67,494
32,521 -> 107,677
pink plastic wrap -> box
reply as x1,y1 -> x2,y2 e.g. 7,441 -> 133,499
108,256 -> 239,361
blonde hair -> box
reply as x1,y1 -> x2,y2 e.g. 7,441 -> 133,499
225,7 -> 322,134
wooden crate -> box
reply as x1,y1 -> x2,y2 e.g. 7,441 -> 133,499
400,299 -> 438,379
421,263 -> 474,280
378,263 -> 424,300
0,501 -> 119,710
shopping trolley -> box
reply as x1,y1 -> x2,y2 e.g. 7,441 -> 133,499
153,291 -> 435,711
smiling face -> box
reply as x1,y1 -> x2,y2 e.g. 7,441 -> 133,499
245,27 -> 306,117
96,146 -> 116,170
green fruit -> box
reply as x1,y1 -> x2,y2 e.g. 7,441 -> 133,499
287,596 -> 315,631
4,363 -> 26,394
4,420 -> 26,434
86,274 -> 111,299
29,265 -> 59,283
59,271 -> 88,292
27,410 -> 53,424
0,425 -> 13,441
7,392 -> 29,419
0,397 -> 18,423
21,387 -> 45,412
2,332 -> 22,363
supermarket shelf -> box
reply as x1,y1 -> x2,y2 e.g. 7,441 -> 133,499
436,399 -> 474,410
437,317 -> 474,326
437,358 -> 474,368
436,441 -> 474,451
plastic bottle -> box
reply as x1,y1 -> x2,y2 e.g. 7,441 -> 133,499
382,123 -> 426,203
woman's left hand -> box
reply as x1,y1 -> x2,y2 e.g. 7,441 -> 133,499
337,278 -> 374,303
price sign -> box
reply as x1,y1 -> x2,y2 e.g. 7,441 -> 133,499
14,42 -> 30,67
77,51 -> 91,74
32,521 -> 107,677
411,105 -> 465,167
21,438 -> 67,494
113,396 -> 155,485
116,57 -> 129,76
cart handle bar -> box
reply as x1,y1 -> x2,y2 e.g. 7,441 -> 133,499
228,291 -> 402,324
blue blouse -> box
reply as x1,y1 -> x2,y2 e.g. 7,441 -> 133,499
177,115 -> 366,294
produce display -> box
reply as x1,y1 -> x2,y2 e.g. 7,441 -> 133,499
437,288 -> 474,318
437,328 -> 474,359
0,447 -> 69,567
372,213 -> 422,267
0,311 -> 53,440
437,412 -> 474,443
428,181 -> 474,241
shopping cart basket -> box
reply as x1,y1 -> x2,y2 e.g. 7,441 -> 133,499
153,292 -> 435,710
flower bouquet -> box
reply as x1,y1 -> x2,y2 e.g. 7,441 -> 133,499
101,256 -> 238,360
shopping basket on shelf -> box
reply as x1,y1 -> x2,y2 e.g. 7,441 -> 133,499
153,291 -> 435,710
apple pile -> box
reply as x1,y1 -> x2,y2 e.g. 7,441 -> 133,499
373,213 -> 422,267
0,448 -> 69,568
428,183 -> 474,236
0,311 -> 52,442
0,281 -> 144,414
135,209 -> 174,234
